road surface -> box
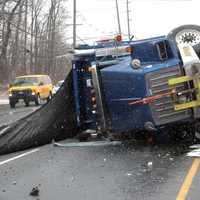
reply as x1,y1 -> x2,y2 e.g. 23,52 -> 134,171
0,101 -> 200,200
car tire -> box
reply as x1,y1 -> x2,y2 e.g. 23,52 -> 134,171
35,94 -> 41,106
25,100 -> 30,107
9,100 -> 15,109
47,92 -> 52,102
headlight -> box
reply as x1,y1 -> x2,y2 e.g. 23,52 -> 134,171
32,92 -> 36,95
131,59 -> 141,69
9,93 -> 12,97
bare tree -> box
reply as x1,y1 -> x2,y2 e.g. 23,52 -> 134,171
0,0 -> 71,84
0,0 -> 23,82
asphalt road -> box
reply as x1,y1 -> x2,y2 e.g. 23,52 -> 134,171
0,103 -> 39,126
0,102 -> 199,200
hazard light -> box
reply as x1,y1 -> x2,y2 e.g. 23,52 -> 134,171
126,47 -> 133,53
115,35 -> 122,42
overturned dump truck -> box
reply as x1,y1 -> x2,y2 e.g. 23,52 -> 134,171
72,24 -> 200,142
1,24 -> 200,155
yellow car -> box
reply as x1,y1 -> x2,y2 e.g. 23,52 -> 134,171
8,75 -> 53,108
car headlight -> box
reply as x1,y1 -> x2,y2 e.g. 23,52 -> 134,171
32,92 -> 36,95
9,93 -> 12,97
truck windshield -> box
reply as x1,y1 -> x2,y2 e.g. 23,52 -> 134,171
13,77 -> 39,86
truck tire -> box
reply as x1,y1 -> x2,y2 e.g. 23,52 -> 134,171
25,100 -> 30,107
167,24 -> 200,47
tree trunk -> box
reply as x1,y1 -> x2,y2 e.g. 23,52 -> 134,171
0,0 -> 23,83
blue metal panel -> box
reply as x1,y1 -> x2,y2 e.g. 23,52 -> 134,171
101,57 -> 154,133
99,37 -> 184,133
72,60 -> 81,127
143,59 -> 181,73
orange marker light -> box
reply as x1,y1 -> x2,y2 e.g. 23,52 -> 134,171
115,35 -> 122,42
92,97 -> 96,102
126,47 -> 133,53
171,88 -> 176,93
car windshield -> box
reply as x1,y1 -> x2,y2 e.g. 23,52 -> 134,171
56,81 -> 64,87
13,77 -> 40,86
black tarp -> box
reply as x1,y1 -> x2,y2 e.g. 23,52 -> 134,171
0,70 -> 77,155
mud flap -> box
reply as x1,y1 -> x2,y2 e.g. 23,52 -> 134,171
0,70 -> 77,155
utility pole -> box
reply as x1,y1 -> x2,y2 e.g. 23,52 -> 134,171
126,0 -> 131,41
73,0 -> 76,49
115,0 -> 121,36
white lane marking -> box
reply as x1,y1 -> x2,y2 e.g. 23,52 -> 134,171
0,126 -> 10,136
0,148 -> 39,166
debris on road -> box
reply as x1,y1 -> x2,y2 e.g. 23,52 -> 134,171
30,186 -> 39,197
187,149 -> 200,157
147,161 -> 153,168
190,144 -> 200,149
125,172 -> 133,176
169,157 -> 174,162
12,180 -> 17,185
187,144 -> 200,157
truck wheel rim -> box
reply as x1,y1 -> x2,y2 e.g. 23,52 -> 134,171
175,29 -> 200,46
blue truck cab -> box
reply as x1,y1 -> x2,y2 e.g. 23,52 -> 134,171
72,36 -> 192,137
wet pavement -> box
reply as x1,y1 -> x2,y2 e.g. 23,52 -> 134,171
0,104 -> 199,200
0,103 -> 40,126
0,142 -> 194,200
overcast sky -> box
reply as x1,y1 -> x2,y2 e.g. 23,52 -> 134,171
66,0 -> 200,44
